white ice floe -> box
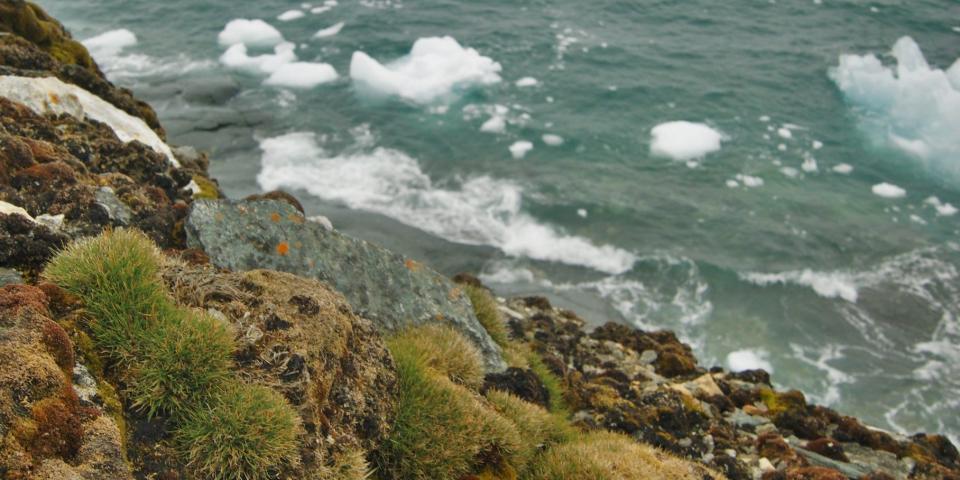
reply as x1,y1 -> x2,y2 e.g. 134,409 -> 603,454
542,134 -> 564,146
82,29 -> 137,59
872,182 -> 906,199
777,127 -> 793,139
349,36 -> 502,104
509,141 -> 534,159
480,116 -> 506,134
801,155 -> 819,173
812,140 -> 824,150
649,121 -> 724,162
577,208 -> 588,218
515,77 -> 539,87
256,130 -> 637,274
220,42 -> 297,74
314,21 -> 345,38
264,62 -> 338,88
278,10 -> 305,21
727,349 -> 774,373
833,163 -> 854,174
735,174 -> 764,188
925,196 -> 958,216
218,19 -> 284,48
0,76 -> 178,166
830,37 -> 960,174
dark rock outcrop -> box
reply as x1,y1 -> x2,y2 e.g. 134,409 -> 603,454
185,198 -> 507,372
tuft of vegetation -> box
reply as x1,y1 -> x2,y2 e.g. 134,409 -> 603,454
380,327 -> 522,479
523,348 -> 569,416
530,431 -> 716,480
464,285 -> 510,349
316,448 -> 374,480
388,324 -> 485,390
485,389 -> 576,472
129,312 -> 234,418
175,381 -> 302,480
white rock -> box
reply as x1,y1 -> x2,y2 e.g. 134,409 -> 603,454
0,201 -> 34,222
0,76 -> 179,167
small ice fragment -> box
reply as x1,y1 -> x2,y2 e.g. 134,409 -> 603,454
278,10 -> 305,21
736,174 -> 764,187
515,77 -> 539,87
759,115 -> 771,122
314,21 -> 345,38
812,140 -> 823,150
480,116 -> 506,134
925,196 -> 958,216
777,127 -> 793,139
577,209 -> 588,218
264,62 -> 338,88
509,141 -> 534,159
801,156 -> 818,172
778,144 -> 787,151
832,163 -> 853,174
780,167 -> 799,178
726,180 -> 740,188
311,6 -> 331,13
542,134 -> 564,146
872,183 -> 906,198
910,214 -> 928,225
218,19 -> 284,48
649,121 -> 724,161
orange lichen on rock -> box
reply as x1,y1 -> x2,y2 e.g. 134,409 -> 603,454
277,241 -> 290,256
405,259 -> 422,272
270,212 -> 282,223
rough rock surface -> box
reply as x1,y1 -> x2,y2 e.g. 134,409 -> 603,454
0,284 -> 130,479
185,198 -> 507,372
502,295 -> 960,480
156,259 -> 397,478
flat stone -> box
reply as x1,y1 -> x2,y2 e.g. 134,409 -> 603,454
94,187 -> 132,226
0,267 -> 22,286
186,199 -> 506,372
794,446 -> 871,479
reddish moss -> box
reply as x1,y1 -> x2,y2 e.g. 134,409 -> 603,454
0,284 -> 50,316
40,320 -> 74,373
11,161 -> 78,189
26,386 -> 84,460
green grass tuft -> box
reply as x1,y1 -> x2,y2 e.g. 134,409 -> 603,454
388,324 -> 485,390
176,381 -> 302,480
380,328 -> 522,479
485,389 -> 576,473
524,349 -> 570,417
129,311 -> 234,418
464,285 -> 510,349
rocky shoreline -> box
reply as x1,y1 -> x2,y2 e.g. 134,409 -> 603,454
1,2 -> 958,479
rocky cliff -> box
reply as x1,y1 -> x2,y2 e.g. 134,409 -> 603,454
0,2 -> 958,480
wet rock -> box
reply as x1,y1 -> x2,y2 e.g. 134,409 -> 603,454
185,199 -> 506,372
161,262 -> 397,473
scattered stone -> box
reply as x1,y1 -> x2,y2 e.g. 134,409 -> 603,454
94,187 -> 133,226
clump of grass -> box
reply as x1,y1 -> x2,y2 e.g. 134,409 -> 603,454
176,381 -> 301,480
530,431 -> 719,480
44,229 -> 167,362
388,324 -> 485,390
464,285 -> 510,349
485,389 -> 576,472
380,328 -> 522,479
129,312 -> 234,418
316,448 -> 373,480
523,348 -> 569,416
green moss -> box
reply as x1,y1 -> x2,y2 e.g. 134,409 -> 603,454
388,324 -> 485,390
465,285 -> 510,349
175,381 -> 301,480
759,387 -> 807,417
485,390 -> 576,474
0,2 -> 97,72
524,350 -> 569,417
191,175 -> 220,200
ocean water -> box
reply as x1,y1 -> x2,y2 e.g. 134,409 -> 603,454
40,0 -> 960,443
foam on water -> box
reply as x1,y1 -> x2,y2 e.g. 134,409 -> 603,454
727,349 -> 774,373
218,19 -> 284,48
830,37 -> 960,176
872,182 -> 906,199
650,121 -> 724,162
349,36 -> 502,104
256,129 -> 637,274
82,29 -> 137,58
743,269 -> 859,303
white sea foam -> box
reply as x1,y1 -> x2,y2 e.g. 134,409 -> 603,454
872,182 -> 906,198
256,130 -> 637,274
220,42 -> 297,74
790,344 -> 854,405
542,134 -> 564,146
264,62 -> 338,88
349,36 -> 502,104
278,10 -> 305,21
82,29 -> 137,59
509,141 -> 534,159
314,21 -> 345,38
650,121 -> 724,162
82,29 -> 213,81
830,37 -> 960,174
832,163 -> 854,174
218,19 -> 284,48
925,197 -> 958,216
743,270 -> 859,303
727,349 -> 774,373
515,77 -> 539,87
735,174 -> 764,188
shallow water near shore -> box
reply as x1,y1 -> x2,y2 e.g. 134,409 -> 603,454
41,0 -> 960,443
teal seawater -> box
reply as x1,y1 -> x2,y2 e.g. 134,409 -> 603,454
40,0 -> 960,442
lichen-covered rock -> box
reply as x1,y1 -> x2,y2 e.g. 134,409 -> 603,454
185,199 -> 507,372
160,260 -> 397,477
0,284 -> 130,479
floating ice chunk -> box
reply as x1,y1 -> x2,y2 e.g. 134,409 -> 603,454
350,36 -> 502,104
872,182 -> 906,198
832,163 -> 854,174
777,144 -> 787,152
727,349 -> 774,373
781,167 -> 799,178
802,155 -> 819,172
278,10 -> 305,21
577,209 -> 588,218
82,29 -> 137,59
0,76 -> 178,166
777,127 -> 793,139
649,121 -> 724,161
480,115 -> 506,134
910,214 -> 928,225
726,179 -> 739,188
542,134 -> 564,146
220,42 -> 297,74
812,140 -> 824,150
925,196 -> 958,216
759,115 -> 771,122
830,37 -> 960,173
515,77 -> 539,87
311,6 -> 332,13
264,62 -> 338,88
509,141 -> 534,159
218,19 -> 284,48
314,21 -> 345,38
735,174 -> 764,188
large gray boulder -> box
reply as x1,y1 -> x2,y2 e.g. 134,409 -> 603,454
186,199 -> 506,372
